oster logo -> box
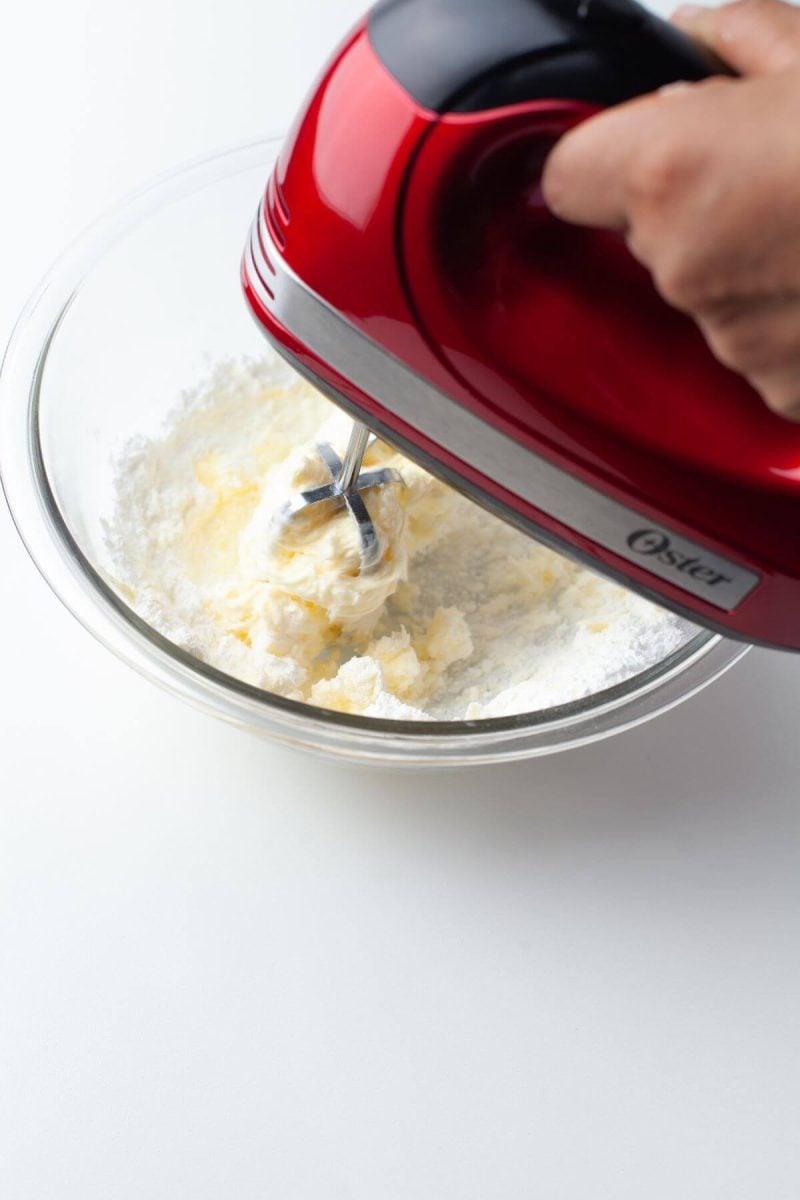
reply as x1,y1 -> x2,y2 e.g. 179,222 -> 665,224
627,529 -> 734,590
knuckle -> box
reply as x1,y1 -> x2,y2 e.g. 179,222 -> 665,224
724,0 -> 772,31
705,332 -> 741,371
721,0 -> 800,68
704,299 -> 800,375
705,320 -> 766,373
652,255 -> 708,311
624,225 -> 652,268
731,0 -> 774,19
752,375 -> 800,421
627,140 -> 691,213
730,0 -> 765,14
764,394 -> 800,421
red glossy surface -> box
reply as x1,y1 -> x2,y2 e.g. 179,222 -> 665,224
272,25 -> 430,355
243,25 -> 800,650
404,105 -> 800,489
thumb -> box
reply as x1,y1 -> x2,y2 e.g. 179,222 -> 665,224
672,0 -> 800,74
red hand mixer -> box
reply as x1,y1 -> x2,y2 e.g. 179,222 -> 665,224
242,0 -> 800,651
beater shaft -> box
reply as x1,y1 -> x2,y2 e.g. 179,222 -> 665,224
338,422 -> 372,492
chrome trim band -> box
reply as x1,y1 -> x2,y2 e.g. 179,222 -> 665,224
244,201 -> 761,613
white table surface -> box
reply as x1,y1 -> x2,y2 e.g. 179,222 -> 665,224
2,2 -> 799,1196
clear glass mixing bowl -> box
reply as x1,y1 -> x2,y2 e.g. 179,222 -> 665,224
0,139 -> 749,766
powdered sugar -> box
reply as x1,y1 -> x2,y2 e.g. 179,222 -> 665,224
105,357 -> 696,721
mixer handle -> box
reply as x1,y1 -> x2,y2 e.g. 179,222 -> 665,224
370,0 -> 731,116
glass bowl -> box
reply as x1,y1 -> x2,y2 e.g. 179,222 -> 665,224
0,139 -> 749,767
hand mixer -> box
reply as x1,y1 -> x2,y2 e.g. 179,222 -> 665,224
243,0 -> 800,651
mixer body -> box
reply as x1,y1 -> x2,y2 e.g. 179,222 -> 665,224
243,0 -> 800,650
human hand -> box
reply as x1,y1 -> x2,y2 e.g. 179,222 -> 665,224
542,0 -> 800,419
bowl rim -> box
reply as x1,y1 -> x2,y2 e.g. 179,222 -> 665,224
0,138 -> 750,764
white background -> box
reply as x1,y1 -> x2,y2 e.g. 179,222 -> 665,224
2,1 -> 800,1197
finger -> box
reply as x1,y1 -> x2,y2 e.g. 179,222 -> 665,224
749,369 -> 800,420
699,293 -> 800,375
542,99 -> 654,228
672,0 -> 800,75
541,83 -> 712,228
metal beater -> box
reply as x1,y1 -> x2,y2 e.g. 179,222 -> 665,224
271,421 -> 404,572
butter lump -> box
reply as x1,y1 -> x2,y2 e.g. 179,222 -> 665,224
312,608 -> 474,711
238,435 -> 408,632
